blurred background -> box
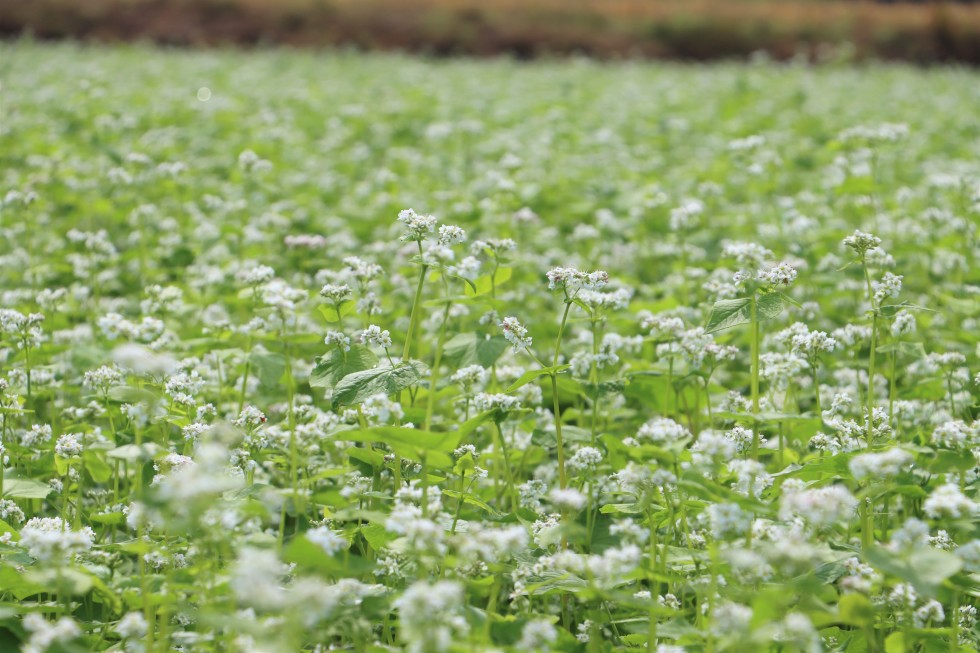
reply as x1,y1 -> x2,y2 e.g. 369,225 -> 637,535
1,0 -> 979,64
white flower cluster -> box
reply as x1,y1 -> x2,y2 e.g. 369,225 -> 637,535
499,316 -> 532,352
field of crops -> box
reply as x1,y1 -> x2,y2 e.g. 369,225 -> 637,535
1,43 -> 980,652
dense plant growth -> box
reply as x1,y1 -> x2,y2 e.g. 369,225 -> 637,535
0,44 -> 979,652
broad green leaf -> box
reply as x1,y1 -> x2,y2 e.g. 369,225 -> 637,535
83,451 -> 113,484
2,477 -> 52,499
704,298 -> 750,333
332,361 -> 428,406
757,292 -> 786,320
443,333 -> 509,369
464,267 -> 512,297
705,295 -> 784,333
837,592 -> 874,628
309,345 -> 379,388
107,386 -> 159,405
864,546 -> 963,596
107,442 -> 164,462
505,365 -> 570,393
249,351 -> 286,389
284,535 -> 374,577
441,489 -> 499,516
875,341 -> 926,359
317,300 -> 356,323
337,426 -> 460,455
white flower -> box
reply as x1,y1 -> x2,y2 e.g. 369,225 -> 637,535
779,483 -> 857,528
931,420 -> 978,449
706,503 -> 751,540
518,619 -> 557,651
55,433 -> 83,458
307,526 -> 347,556
19,517 -> 95,562
359,325 -> 392,348
872,272 -> 903,304
437,224 -> 466,245
319,283 -> 352,301
849,448 -> 913,480
568,446 -> 603,471
499,316 -> 532,352
116,612 -> 148,639
757,262 -> 797,287
843,230 -> 882,255
397,208 -> 437,241
472,393 -> 522,413
325,330 -> 351,352
548,487 -> 587,511
891,310 -> 916,335
23,614 -> 81,653
392,580 -> 469,653
924,483 -> 977,519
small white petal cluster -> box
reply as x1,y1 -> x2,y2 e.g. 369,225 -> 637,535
548,487 -> 588,511
359,324 -> 392,349
55,433 -> 83,458
19,517 -> 95,562
636,417 -> 690,444
924,483 -> 977,520
306,526 -> 347,556
397,208 -> 438,241
848,448 -> 913,480
842,230 -> 882,255
499,316 -> 532,352
931,420 -> 980,449
757,262 -> 798,287
472,392 -> 522,413
22,614 -> 81,653
392,580 -> 469,653
778,481 -> 857,528
546,266 -> 609,293
872,272 -> 903,304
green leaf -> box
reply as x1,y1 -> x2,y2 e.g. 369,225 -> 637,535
83,451 -> 113,484
317,300 -> 356,324
107,386 -> 159,405
310,345 -> 379,388
705,295 -> 784,333
336,426 -> 460,467
442,489 -> 499,516
284,536 -> 374,577
464,267 -> 512,297
705,298 -> 751,332
757,292 -> 786,320
443,333 -> 509,369
837,592 -> 874,628
864,546 -> 963,596
332,361 -> 428,406
25,568 -> 93,596
453,451 -> 476,476
2,477 -> 52,499
884,632 -> 905,653
875,341 -> 926,359
506,365 -> 570,393
107,442 -> 164,462
250,351 -> 286,389
360,523 -> 392,549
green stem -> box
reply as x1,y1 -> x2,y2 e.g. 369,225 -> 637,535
424,296 -> 453,432
867,312 -> 878,448
750,294 -> 760,414
750,294 -> 761,460
552,301 -> 572,492
402,246 -> 428,363
811,363 -> 822,414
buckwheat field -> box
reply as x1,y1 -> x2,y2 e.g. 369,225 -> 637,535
1,43 -> 980,653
